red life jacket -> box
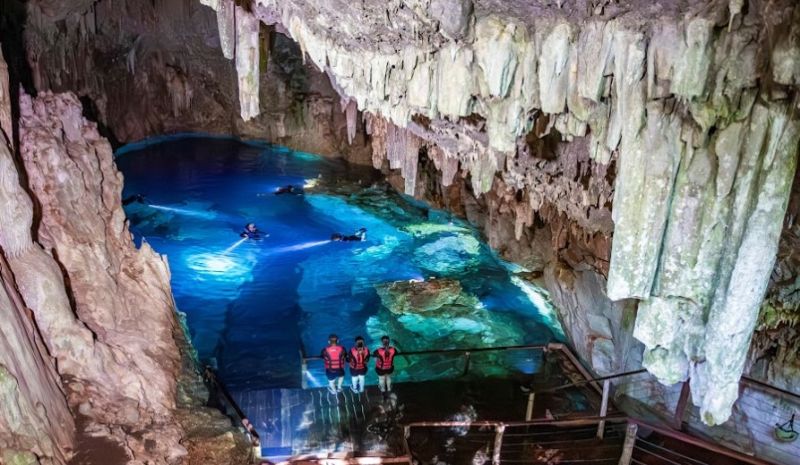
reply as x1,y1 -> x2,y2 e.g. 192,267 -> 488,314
349,347 -> 368,370
323,345 -> 345,370
375,346 -> 396,370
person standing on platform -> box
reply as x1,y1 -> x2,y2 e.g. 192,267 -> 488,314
348,336 -> 370,394
321,334 -> 346,394
373,335 -> 397,399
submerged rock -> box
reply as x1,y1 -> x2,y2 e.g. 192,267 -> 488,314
414,234 -> 482,274
376,279 -> 479,317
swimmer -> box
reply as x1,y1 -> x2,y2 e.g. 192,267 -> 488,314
122,194 -> 146,206
240,223 -> 265,239
275,185 -> 304,195
330,228 -> 367,242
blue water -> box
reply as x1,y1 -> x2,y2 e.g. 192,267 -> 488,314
117,136 -> 564,391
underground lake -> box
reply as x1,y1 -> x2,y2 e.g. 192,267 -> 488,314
117,136 -> 566,394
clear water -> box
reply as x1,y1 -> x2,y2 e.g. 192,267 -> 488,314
117,136 -> 564,392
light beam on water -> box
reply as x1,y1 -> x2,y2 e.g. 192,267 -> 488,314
269,240 -> 330,254
148,203 -> 218,220
223,237 -> 248,254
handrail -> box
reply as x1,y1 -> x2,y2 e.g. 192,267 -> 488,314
301,343 -> 549,361
533,368 -> 649,394
741,374 -> 800,402
204,366 -> 261,457
628,418 -> 777,465
403,415 -> 628,429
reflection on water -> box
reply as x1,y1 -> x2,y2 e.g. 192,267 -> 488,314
117,136 -> 564,391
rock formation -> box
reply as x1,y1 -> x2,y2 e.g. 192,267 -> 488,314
2,0 -> 800,461
208,0 -> 800,425
0,49 -> 74,465
18,90 -> 186,463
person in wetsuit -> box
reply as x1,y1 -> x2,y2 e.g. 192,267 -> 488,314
122,194 -> 146,206
322,334 -> 346,394
275,185 -> 303,195
348,336 -> 370,394
330,228 -> 367,242
240,223 -> 262,239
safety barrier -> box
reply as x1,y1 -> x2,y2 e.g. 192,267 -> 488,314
238,341 -> 798,465
204,366 -> 263,463
298,342 -> 597,390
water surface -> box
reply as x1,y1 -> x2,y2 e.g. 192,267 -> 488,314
117,136 -> 564,391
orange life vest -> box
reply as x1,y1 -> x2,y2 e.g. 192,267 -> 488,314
349,346 -> 369,370
375,346 -> 396,370
323,345 -> 345,370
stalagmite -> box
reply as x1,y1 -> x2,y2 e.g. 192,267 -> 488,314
0,53 -> 74,463
14,90 -> 186,462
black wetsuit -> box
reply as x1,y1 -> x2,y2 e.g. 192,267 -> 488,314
241,229 -> 261,239
275,185 -> 303,195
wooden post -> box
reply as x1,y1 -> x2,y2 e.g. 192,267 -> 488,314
673,381 -> 691,430
596,379 -> 611,439
525,392 -> 535,421
492,424 -> 506,465
617,422 -> 638,465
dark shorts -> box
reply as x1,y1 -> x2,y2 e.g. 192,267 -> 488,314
325,369 -> 345,380
376,367 -> 394,376
350,368 -> 367,376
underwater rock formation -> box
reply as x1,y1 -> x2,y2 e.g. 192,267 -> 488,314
373,278 -> 526,349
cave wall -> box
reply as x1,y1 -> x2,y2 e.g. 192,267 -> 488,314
4,0 -> 800,462
0,42 -> 195,462
0,50 -> 74,465
21,0 -> 372,163
234,0 -> 800,426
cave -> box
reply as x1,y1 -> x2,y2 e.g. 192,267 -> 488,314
1,1 -> 799,465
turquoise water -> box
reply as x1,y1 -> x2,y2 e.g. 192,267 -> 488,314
117,137 -> 564,391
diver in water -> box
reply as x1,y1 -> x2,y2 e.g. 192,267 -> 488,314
331,228 -> 367,242
122,194 -> 146,206
240,223 -> 263,239
275,185 -> 304,195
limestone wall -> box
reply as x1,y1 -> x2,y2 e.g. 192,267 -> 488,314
0,50 -> 74,465
222,0 -> 800,426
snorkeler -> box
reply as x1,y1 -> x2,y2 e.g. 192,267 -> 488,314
275,185 -> 303,195
374,335 -> 397,399
348,336 -> 370,394
322,334 -> 346,394
330,228 -> 367,242
122,194 -> 146,206
240,223 -> 264,239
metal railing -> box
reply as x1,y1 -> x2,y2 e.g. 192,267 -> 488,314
204,366 -> 262,462
402,416 -> 628,465
300,342 -> 602,388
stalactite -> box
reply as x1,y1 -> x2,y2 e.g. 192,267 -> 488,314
235,5 -> 260,121
344,99 -> 357,144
